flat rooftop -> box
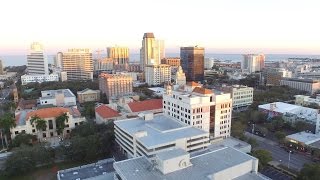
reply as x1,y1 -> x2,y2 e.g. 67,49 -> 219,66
286,131 -> 320,145
258,102 -> 301,114
114,147 -> 266,180
115,114 -> 208,148
41,89 -> 75,99
57,159 -> 114,180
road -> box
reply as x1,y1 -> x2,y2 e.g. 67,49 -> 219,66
245,132 -> 312,171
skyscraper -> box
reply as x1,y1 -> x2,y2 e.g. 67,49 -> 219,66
180,46 -> 205,82
55,52 -> 63,68
242,54 -> 265,73
107,46 -> 129,71
27,42 -> 48,75
0,59 -> 4,75
62,49 -> 93,80
140,33 -> 164,71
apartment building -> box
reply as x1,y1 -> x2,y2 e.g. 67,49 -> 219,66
12,107 -> 85,141
98,73 -> 133,100
145,64 -> 171,86
39,89 -> 76,107
242,54 -> 265,73
114,113 -> 210,159
77,88 -> 100,103
62,48 -> 93,80
27,42 -> 48,75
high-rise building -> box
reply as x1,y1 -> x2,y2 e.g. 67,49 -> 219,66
0,59 -> 4,75
242,54 -> 265,73
62,49 -> 93,80
107,46 -> 129,71
55,52 -> 63,68
145,64 -> 171,86
174,66 -> 186,86
99,73 -> 133,100
27,42 -> 48,75
140,33 -> 164,71
180,46 -> 204,82
93,58 -> 113,72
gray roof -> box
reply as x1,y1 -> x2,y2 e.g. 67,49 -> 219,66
156,148 -> 188,161
115,115 -> 208,148
41,89 -> 75,99
114,147 -> 265,180
57,159 -> 114,180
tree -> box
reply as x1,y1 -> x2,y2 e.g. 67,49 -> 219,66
274,131 -> 286,142
10,133 -> 36,148
30,115 -> 47,141
56,113 -> 69,136
251,150 -> 272,169
82,102 -> 96,119
231,121 -> 246,138
271,116 -> 284,131
0,113 -> 16,149
294,121 -> 309,132
297,163 -> 320,180
247,138 -> 258,148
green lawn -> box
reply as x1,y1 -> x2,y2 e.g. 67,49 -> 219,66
0,161 -> 85,180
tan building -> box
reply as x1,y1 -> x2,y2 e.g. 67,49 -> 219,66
93,57 -> 113,72
77,88 -> 100,103
161,57 -> 180,67
0,59 -> 4,75
242,54 -> 265,73
280,78 -> 320,94
107,46 -> 129,71
140,33 -> 165,70
62,49 -> 93,80
145,64 -> 171,86
99,73 -> 133,100
174,66 -> 186,86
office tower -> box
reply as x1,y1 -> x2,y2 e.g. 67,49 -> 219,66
180,46 -> 205,82
175,66 -> 186,86
55,52 -> 63,68
145,64 -> 171,86
242,54 -> 265,73
140,33 -> 164,71
0,59 -> 3,75
107,46 -> 129,71
27,42 -> 48,75
62,49 -> 93,80
99,73 -> 133,100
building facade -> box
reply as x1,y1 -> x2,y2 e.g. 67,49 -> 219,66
21,74 -> 59,85
174,66 -> 186,86
242,54 -> 265,73
55,52 -> 63,68
39,89 -> 76,107
62,49 -> 93,80
221,85 -> 253,110
145,64 -> 171,86
180,46 -> 205,82
280,78 -> 320,94
93,58 -> 113,72
0,59 -> 3,75
204,58 -> 214,70
77,88 -> 100,103
161,57 -> 181,67
263,68 -> 292,86
12,107 -> 85,141
27,42 -> 48,75
99,73 -> 133,100
140,33 -> 164,71
107,46 -> 129,71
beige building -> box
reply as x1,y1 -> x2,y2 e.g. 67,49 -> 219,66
62,49 -> 93,80
77,88 -> 100,103
145,64 -> 171,86
107,46 -> 129,71
161,57 -> 180,67
99,73 -> 133,100
0,59 -> 3,75
242,54 -> 265,73
93,57 -> 113,72
174,66 -> 186,86
280,78 -> 320,94
140,33 -> 165,71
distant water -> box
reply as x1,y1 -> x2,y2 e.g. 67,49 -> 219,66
1,53 -> 320,67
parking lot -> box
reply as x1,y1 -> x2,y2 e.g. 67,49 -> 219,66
260,166 -> 294,180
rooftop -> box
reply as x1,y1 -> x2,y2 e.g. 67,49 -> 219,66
192,87 -> 213,95
41,89 -> 75,99
114,114 -> 208,148
95,105 -> 121,119
57,158 -> 114,180
286,131 -> 320,145
77,88 -> 100,94
127,99 -> 163,113
258,102 -> 301,114
114,147 -> 265,180
186,81 -> 201,87
143,32 -> 155,38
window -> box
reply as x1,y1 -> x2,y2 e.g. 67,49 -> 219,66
22,130 -> 26,133
66,130 -> 70,133
32,129 -> 36,133
75,123 -> 78,126
50,132 -> 54,137
15,131 -> 19,135
49,120 -> 53,130
43,133 -> 46,138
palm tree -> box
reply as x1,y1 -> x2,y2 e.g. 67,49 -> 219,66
30,115 -> 47,142
0,113 -> 16,149
56,113 -> 69,138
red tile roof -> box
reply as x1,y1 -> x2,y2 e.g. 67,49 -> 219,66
128,99 -> 163,113
187,81 -> 201,87
192,87 -> 213,95
26,107 -> 70,120
95,105 -> 121,119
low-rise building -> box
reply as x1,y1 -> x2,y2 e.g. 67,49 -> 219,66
295,94 -> 320,107
21,74 -> 59,85
77,88 -> 100,103
280,78 -> 320,94
114,147 -> 268,180
286,131 -> 320,149
40,89 -> 76,107
95,104 -> 122,124
114,113 -> 210,159
220,85 -> 253,110
161,57 -> 181,67
258,102 -> 320,133
12,107 -> 85,143
263,68 -> 292,86
145,64 -> 171,86
99,73 -> 133,100
0,72 -> 17,80
124,99 -> 163,116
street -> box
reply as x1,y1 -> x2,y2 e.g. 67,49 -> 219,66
245,132 -> 312,171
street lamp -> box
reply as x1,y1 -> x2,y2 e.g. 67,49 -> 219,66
288,150 -> 292,169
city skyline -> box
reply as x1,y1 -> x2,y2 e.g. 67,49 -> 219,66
0,0 -> 320,55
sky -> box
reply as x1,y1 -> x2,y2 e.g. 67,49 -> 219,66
0,0 -> 319,55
